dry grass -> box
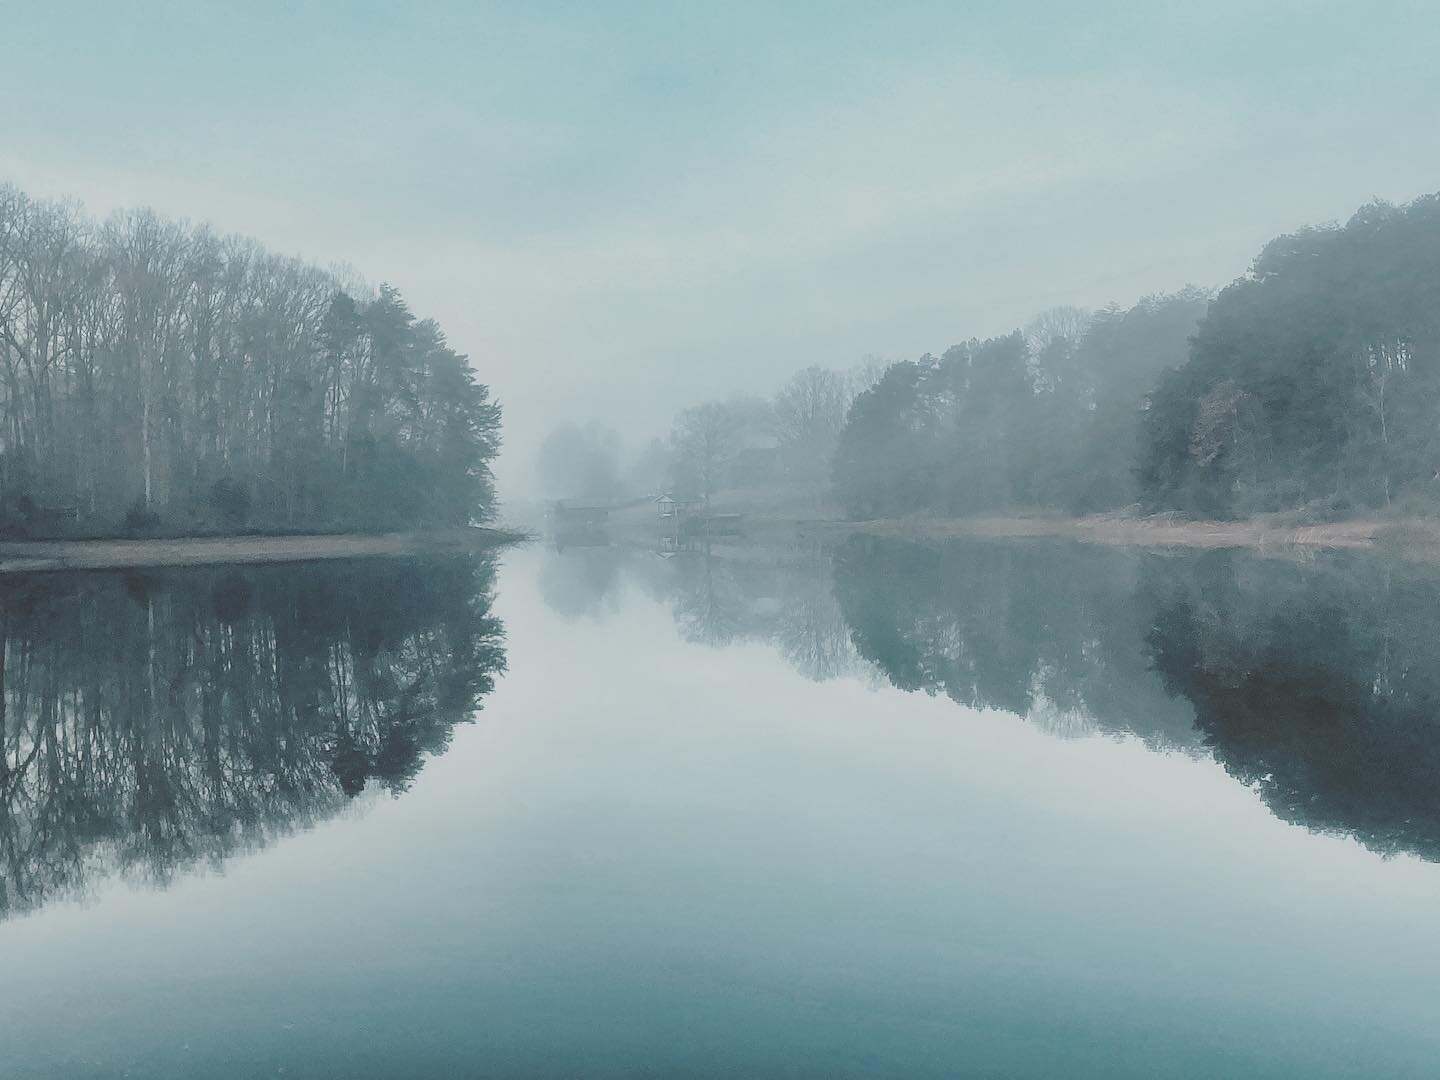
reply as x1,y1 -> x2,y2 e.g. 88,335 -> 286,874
577,490 -> 1440,563
819,512 -> 1395,553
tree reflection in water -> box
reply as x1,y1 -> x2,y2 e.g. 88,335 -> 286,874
1145,551 -> 1440,862
831,536 -> 1198,746
835,537 -> 1440,864
539,541 -> 870,681
0,556 -> 505,920
542,537 -> 1440,863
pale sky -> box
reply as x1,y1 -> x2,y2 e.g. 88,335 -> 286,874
3,1 -> 1438,494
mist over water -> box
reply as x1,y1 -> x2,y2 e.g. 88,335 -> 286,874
5,4 -> 1440,1076
6,542 -> 1440,1077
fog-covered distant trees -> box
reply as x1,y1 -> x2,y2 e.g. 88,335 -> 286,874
1140,195 -> 1440,518
653,369 -> 870,504
536,421 -> 623,502
671,402 -> 741,505
0,184 -> 500,535
774,366 -> 850,484
834,191 -> 1440,523
552,191 -> 1440,524
832,359 -> 932,518
1063,291 -> 1212,510
551,358 -> 873,509
639,285 -> 1204,519
832,290 -> 1210,519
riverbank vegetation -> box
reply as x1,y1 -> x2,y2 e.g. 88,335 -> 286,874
550,191 -> 1440,534
837,193 -> 1440,523
0,184 -> 501,538
833,291 -> 1208,518
536,363 -> 876,508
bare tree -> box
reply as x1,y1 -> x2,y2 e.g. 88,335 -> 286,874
0,183 -> 500,533
773,365 -> 850,486
671,401 -> 738,506
1022,305 -> 1092,355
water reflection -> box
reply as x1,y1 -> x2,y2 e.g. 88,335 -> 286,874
1146,552 -> 1440,861
541,541 -> 867,681
544,536 -> 1440,863
0,556 -> 505,920
833,536 -> 1198,746
538,543 -> 626,619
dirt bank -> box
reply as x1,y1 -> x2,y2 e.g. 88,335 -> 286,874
0,526 -> 529,574
812,513 -> 1394,551
547,491 -> 1440,560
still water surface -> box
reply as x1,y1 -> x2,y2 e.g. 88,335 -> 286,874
3,539 -> 1440,1077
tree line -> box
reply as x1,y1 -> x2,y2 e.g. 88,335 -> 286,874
544,286 -> 1208,516
833,292 -> 1210,518
1140,194 -> 1440,517
837,191 -> 1440,521
0,184 -> 501,536
550,190 -> 1440,523
537,362 -> 877,507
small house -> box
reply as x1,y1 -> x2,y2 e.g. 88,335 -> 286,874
654,493 -> 698,524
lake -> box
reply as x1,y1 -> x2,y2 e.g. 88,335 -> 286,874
4,537 -> 1440,1078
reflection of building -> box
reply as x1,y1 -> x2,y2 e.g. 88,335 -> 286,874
655,492 -> 699,555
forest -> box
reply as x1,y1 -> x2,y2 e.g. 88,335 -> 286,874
1140,194 -> 1440,518
536,364 -> 872,509
542,192 -> 1440,526
0,184 -> 500,537
540,291 -> 1205,517
836,193 -> 1440,521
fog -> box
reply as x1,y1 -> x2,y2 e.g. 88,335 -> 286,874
9,9 -> 1440,1076
4,2 -> 1439,499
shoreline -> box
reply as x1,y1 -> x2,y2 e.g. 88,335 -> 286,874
802,513 -> 1394,551
601,503 -> 1440,558
0,526 -> 529,574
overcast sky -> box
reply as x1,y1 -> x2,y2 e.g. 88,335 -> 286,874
3,1 -> 1438,494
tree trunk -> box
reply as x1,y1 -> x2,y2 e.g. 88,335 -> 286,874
142,386 -> 153,507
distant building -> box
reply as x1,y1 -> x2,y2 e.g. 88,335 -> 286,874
550,499 -> 610,527
654,493 -> 698,525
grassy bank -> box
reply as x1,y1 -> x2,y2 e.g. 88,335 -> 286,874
0,526 -> 529,574
595,491 -> 1440,557
815,513 -> 1391,550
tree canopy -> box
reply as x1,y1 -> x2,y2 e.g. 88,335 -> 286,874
1140,195 -> 1440,517
831,292 -> 1209,519
0,185 -> 500,535
830,193 -> 1440,522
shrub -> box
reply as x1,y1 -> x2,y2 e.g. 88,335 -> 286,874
210,476 -> 253,528
123,499 -> 161,535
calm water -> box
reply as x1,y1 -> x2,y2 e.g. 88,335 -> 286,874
4,538 -> 1440,1078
